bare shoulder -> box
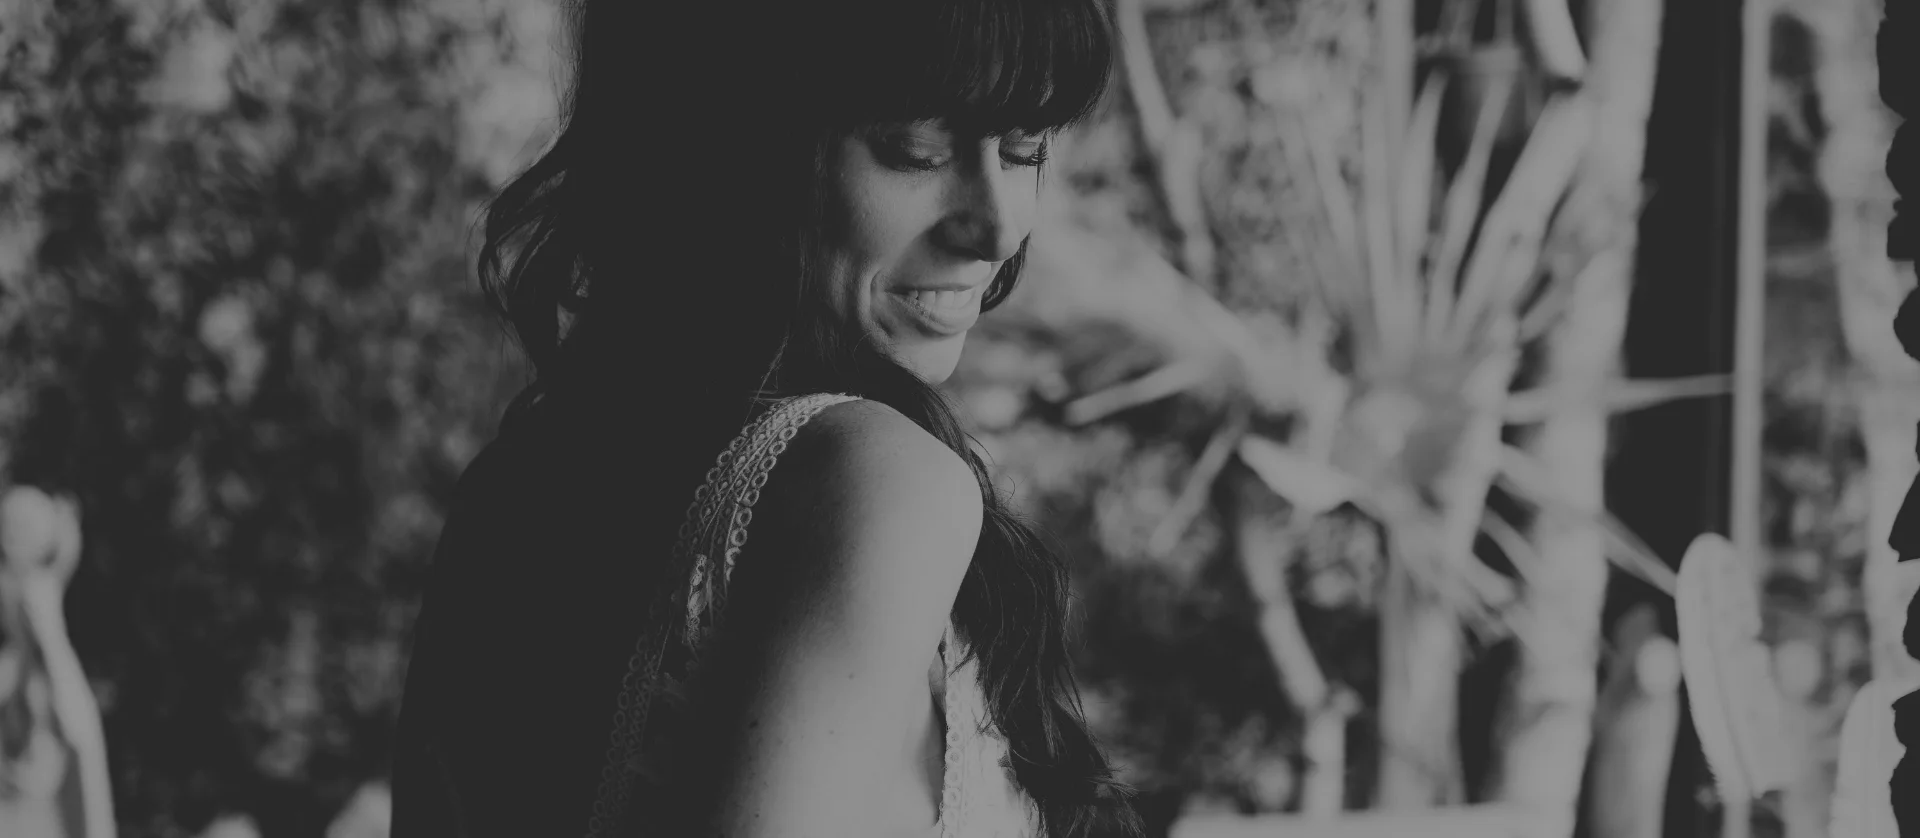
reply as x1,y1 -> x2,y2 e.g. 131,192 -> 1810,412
797,399 -> 980,510
769,398 -> 984,590
682,398 -> 985,832
720,397 -> 983,648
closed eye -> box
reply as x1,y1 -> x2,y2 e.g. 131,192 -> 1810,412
999,140 -> 1049,168
994,129 -> 1052,169
867,124 -> 1053,172
872,133 -> 952,172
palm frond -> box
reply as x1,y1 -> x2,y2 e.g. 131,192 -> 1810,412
1493,444 -> 1677,595
1478,508 -> 1542,584
1502,374 -> 1733,424
1367,484 -> 1505,620
1115,0 -> 1173,155
1236,433 -> 1363,517
1398,73 -> 1448,311
1270,109 -> 1361,327
1522,0 -> 1588,81
1422,66 -> 1515,342
1362,76 -> 1417,358
1429,348 -> 1521,613
1514,245 -> 1622,342
1445,95 -> 1593,351
1280,188 -> 1361,327
1298,103 -> 1371,334
1148,406 -> 1251,557
1458,549 -> 1521,609
1062,357 -> 1218,426
1044,237 -> 1302,425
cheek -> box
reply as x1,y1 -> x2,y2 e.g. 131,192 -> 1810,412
834,173 -> 929,263
1012,176 -> 1043,235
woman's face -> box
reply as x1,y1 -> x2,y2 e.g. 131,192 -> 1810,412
817,119 -> 1049,384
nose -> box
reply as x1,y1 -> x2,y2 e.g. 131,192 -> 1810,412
937,152 -> 1031,264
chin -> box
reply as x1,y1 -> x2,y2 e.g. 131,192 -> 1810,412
893,335 -> 968,385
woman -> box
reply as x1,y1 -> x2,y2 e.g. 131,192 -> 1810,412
390,0 -> 1143,835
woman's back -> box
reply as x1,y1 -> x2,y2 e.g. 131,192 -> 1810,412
392,391 -> 1044,836
390,390 -> 706,836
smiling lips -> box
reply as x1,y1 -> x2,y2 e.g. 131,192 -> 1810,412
888,284 -> 983,336
903,286 -> 979,309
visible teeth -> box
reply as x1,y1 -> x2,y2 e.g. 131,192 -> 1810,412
907,287 -> 977,309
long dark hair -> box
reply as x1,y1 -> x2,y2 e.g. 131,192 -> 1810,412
476,1 -> 1141,835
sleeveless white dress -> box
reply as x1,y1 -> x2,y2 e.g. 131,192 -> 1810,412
583,393 -> 1042,837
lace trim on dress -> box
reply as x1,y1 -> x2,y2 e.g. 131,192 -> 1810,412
940,623 -> 967,838
939,622 -> 1044,837
583,392 -> 860,838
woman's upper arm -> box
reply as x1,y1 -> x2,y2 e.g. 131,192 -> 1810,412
688,400 -> 982,836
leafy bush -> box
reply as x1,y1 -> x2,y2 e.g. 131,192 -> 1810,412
0,1 -> 550,833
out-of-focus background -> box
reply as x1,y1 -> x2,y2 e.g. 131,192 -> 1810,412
0,0 -> 1913,836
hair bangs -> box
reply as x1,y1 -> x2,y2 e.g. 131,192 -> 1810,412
833,0 -> 1114,136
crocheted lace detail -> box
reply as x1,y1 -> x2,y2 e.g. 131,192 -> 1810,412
939,623 -> 966,838
583,392 -> 858,838
939,623 -> 1044,837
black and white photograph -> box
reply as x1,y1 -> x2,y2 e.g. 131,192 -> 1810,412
0,0 -> 1917,835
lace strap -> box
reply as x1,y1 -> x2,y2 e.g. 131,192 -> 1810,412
584,392 -> 860,838
683,393 -> 860,651
939,622 -> 966,838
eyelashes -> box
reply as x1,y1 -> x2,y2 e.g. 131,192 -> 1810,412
870,132 -> 1051,173
1007,143 -> 1051,168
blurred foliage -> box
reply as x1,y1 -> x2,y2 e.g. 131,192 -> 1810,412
0,0 -> 550,834
1758,10 -> 1873,711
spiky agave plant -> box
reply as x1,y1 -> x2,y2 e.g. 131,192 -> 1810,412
1071,37 -> 1715,625
1025,0 -> 1723,810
